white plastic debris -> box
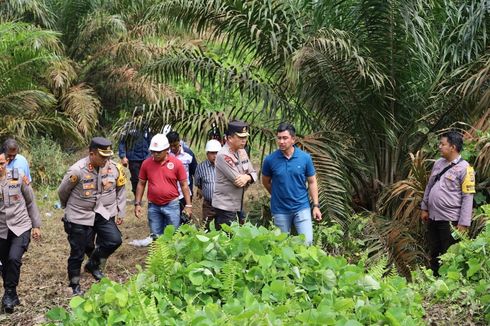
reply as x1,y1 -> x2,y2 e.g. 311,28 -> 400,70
129,236 -> 153,247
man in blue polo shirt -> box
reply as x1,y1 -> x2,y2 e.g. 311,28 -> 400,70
3,138 -> 32,182
261,122 -> 322,244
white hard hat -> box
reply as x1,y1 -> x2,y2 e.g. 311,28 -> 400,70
149,134 -> 169,151
205,139 -> 222,152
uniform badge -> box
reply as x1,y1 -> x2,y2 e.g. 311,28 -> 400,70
462,166 -> 476,194
70,175 -> 78,183
85,191 -> 91,196
224,155 -> 235,167
167,162 -> 174,170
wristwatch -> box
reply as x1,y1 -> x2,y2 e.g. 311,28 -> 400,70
134,201 -> 142,206
312,204 -> 320,208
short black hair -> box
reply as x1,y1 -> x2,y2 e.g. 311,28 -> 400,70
3,138 -> 18,152
441,131 -> 463,152
276,122 -> 296,137
166,131 -> 180,143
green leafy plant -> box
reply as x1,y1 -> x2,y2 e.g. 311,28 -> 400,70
46,223 -> 425,325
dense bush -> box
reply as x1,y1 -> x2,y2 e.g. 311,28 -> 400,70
27,137 -> 71,188
46,223 -> 424,325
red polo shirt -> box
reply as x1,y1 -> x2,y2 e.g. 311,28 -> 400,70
139,155 -> 187,205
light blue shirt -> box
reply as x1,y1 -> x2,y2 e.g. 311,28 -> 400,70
7,153 -> 32,182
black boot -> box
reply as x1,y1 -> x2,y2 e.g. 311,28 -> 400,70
2,288 -> 19,313
84,260 -> 104,281
69,276 -> 83,296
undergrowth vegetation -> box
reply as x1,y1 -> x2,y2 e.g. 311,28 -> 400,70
46,223 -> 425,325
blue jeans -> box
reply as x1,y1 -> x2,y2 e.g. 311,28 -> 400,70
147,199 -> 181,237
273,208 -> 313,245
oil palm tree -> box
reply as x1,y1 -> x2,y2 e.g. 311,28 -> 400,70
0,22 -> 81,143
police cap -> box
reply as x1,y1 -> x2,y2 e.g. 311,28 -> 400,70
227,120 -> 250,137
89,137 -> 114,157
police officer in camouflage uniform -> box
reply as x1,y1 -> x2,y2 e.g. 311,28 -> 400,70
58,137 -> 126,295
420,131 -> 475,276
212,120 -> 257,229
0,150 -> 41,313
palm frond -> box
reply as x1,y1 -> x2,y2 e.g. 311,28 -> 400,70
59,84 -> 101,139
146,0 -> 306,74
0,0 -> 56,28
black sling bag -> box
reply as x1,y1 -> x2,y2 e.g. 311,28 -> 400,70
433,158 -> 462,183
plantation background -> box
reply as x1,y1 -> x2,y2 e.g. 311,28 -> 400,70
0,0 -> 489,325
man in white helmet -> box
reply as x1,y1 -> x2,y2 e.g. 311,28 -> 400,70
194,139 -> 222,229
134,134 -> 192,238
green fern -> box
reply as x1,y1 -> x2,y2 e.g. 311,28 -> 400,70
367,256 -> 389,280
219,259 -> 241,301
146,239 -> 174,282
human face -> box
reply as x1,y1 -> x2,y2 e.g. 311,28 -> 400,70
206,151 -> 218,164
169,141 -> 180,155
439,137 -> 456,160
227,134 -> 248,151
151,148 -> 168,162
6,148 -> 18,163
89,150 -> 111,168
277,130 -> 295,153
0,154 -> 7,176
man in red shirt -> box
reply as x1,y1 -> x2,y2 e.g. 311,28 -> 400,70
134,134 -> 192,238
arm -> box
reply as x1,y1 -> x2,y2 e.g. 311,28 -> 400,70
420,161 -> 440,211
262,175 -> 272,195
134,179 -> 147,219
234,151 -> 257,187
57,167 -> 79,208
115,163 -> 127,223
216,154 -> 241,183
307,175 -> 322,221
21,179 -> 41,240
179,179 -> 193,216
458,166 -> 476,227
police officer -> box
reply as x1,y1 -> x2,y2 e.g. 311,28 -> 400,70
58,137 -> 126,295
420,131 -> 475,276
0,150 -> 41,313
212,120 -> 257,229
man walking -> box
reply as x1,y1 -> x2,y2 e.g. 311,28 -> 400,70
261,122 -> 322,245
420,131 -> 475,276
212,120 -> 257,229
134,134 -> 192,237
0,150 -> 41,313
58,137 -> 126,295
118,106 -> 152,198
194,139 -> 222,229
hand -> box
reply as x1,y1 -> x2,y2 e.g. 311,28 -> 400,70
184,206 -> 192,217
457,225 -> 468,232
135,205 -> 142,219
121,157 -> 129,167
196,188 -> 203,199
116,217 -> 123,225
32,227 -> 41,241
312,207 -> 322,222
234,174 -> 251,188
420,210 -> 429,222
